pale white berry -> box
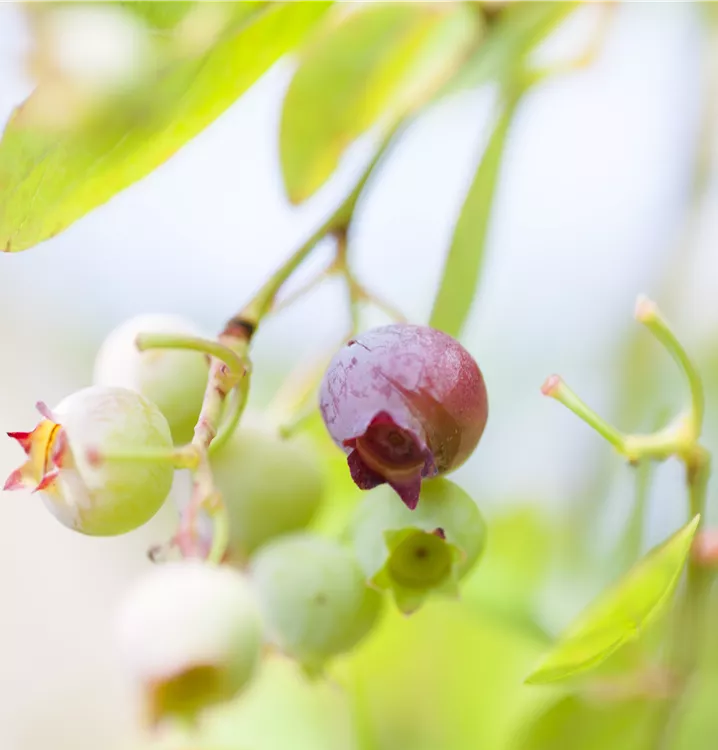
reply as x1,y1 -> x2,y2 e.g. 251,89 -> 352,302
4,386 -> 173,536
116,561 -> 262,724
93,314 -> 210,444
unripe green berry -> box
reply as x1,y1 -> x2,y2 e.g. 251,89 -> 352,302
116,561 -> 262,726
93,314 -> 210,444
250,533 -> 382,673
351,477 -> 486,614
4,386 -> 173,535
210,419 -> 324,561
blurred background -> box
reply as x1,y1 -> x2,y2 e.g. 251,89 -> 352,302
1,2 -> 718,749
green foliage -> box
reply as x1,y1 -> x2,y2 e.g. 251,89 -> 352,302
428,1 -> 580,337
0,2 -> 330,252
341,601 -> 544,750
429,88 -> 521,337
280,3 -> 480,204
117,1 -> 195,30
525,515 -> 701,685
445,1 -> 580,93
515,694 -> 658,750
461,505 -> 555,643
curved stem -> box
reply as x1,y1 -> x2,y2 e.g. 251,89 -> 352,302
209,376 -> 250,455
206,492 -> 230,566
541,375 -> 627,453
177,337 -> 249,560
635,297 -> 705,437
233,121 -> 405,333
135,333 -> 245,380
271,264 -> 333,315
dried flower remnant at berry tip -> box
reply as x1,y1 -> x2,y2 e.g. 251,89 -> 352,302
115,561 -> 262,726
319,324 -> 488,509
4,386 -> 174,535
352,478 -> 486,614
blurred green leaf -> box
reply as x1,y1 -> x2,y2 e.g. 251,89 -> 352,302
515,694 -> 657,750
429,89 -> 521,337
445,1 -> 579,94
117,1 -> 195,30
461,505 -> 555,643
280,3 -> 480,204
525,515 -> 700,685
0,2 -> 330,253
340,600 -> 543,750
200,657 -> 355,750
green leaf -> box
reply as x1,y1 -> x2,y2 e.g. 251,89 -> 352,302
461,506 -> 555,644
515,695 -> 658,750
428,90 -> 520,337
525,515 -> 700,685
117,1 -> 195,30
280,3 -> 480,204
0,2 -> 331,253
444,1 -> 579,95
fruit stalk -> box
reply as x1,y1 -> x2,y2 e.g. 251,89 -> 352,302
177,333 -> 249,562
653,449 -> 712,750
542,296 -> 714,749
175,120 -> 407,561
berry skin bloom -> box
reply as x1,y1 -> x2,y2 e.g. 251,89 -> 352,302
250,533 -> 383,674
93,314 -> 210,444
319,324 -> 488,509
4,386 -> 173,535
115,561 -> 262,726
210,417 -> 325,561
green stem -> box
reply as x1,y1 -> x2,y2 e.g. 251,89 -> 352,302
237,121 -> 405,330
135,333 -> 245,380
206,493 -> 230,566
617,459 -> 653,568
542,375 -> 627,453
635,297 -> 705,437
654,449 -> 712,750
676,451 -> 711,675
209,374 -> 251,455
87,444 -> 199,470
542,375 -> 690,463
238,216 -> 340,329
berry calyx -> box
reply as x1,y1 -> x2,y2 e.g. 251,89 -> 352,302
319,324 -> 488,509
4,386 -> 174,535
209,418 -> 325,561
351,477 -> 486,614
93,314 -> 210,444
250,533 -> 383,674
115,561 -> 262,726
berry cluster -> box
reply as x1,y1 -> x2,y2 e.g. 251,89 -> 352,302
5,316 -> 488,729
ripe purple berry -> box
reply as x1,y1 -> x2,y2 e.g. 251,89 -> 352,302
319,324 -> 488,509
